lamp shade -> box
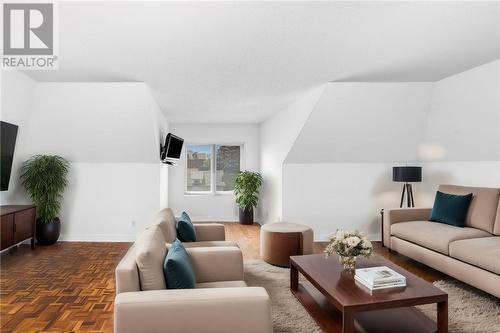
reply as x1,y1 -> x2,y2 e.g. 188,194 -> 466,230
393,166 -> 422,182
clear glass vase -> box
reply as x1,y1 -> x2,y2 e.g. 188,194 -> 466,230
339,256 -> 357,271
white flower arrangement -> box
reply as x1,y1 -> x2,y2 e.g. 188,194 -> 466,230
324,229 -> 373,258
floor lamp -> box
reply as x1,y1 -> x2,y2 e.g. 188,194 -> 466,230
393,166 -> 422,208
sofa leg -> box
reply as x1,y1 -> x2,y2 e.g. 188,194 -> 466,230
388,248 -> 398,255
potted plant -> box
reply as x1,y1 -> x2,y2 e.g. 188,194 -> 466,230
20,155 -> 69,245
234,171 -> 263,225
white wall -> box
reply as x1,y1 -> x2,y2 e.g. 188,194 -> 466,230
0,71 -> 37,205
168,123 -> 259,221
283,163 -> 402,240
417,161 -> 500,206
59,163 -> 163,241
281,83 -> 433,239
418,59 -> 500,206
1,80 -> 169,241
145,85 -> 170,209
280,61 -> 499,241
423,60 -> 500,162
283,161 -> 500,241
258,85 -> 325,224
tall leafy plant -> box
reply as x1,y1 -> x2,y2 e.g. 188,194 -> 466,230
20,155 -> 69,223
234,171 -> 263,210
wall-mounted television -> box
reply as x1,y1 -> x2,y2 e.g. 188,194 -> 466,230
1,121 -> 19,191
160,133 -> 184,162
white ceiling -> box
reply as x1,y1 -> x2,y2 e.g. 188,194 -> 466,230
25,1 -> 500,123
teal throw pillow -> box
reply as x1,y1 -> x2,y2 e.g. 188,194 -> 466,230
429,191 -> 473,227
163,239 -> 196,289
177,211 -> 197,242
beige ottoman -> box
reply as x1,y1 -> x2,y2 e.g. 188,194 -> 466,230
260,222 -> 314,267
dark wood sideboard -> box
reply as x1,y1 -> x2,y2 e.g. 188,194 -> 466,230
1,205 -> 36,250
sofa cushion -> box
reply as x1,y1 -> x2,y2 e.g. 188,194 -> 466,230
177,211 -> 197,242
196,280 -> 247,289
163,239 -> 196,289
180,241 -> 239,248
135,225 -> 167,291
391,221 -> 491,255
193,223 -> 226,241
439,185 -> 500,233
152,208 -> 178,243
429,191 -> 473,227
449,237 -> 500,274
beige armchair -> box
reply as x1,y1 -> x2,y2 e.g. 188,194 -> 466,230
152,208 -> 240,248
114,225 -> 272,333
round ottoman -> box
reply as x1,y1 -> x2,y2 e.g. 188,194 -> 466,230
260,222 -> 314,267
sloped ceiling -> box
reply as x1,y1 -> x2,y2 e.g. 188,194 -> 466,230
23,82 -> 163,163
285,83 -> 434,163
24,1 -> 500,123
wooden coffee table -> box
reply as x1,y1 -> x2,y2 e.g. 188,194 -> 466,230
290,253 -> 448,333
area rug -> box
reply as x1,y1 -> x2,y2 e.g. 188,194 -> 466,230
244,260 -> 500,333
417,280 -> 500,333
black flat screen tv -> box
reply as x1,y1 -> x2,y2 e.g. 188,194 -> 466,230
161,133 -> 184,160
1,121 -> 19,191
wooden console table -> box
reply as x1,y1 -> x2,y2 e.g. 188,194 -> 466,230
1,205 -> 36,250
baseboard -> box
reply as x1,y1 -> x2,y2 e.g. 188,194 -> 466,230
58,234 -> 136,242
189,216 -> 238,222
184,216 -> 262,223
314,233 -> 379,242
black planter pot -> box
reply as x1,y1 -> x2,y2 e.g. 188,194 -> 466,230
239,208 -> 254,225
36,217 -> 61,245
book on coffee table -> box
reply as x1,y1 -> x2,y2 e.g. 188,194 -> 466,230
355,266 -> 406,290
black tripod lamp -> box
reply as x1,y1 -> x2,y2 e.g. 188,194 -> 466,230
393,166 -> 422,208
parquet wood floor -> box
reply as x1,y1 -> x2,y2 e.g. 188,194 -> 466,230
1,223 -> 449,332
1,242 -> 130,333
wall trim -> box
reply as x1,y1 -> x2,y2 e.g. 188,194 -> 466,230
315,233 -> 379,242
38,229 -> 375,243
185,216 -> 262,223
187,216 -> 239,222
59,234 -> 136,242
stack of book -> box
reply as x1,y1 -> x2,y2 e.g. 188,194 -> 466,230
354,266 -> 406,291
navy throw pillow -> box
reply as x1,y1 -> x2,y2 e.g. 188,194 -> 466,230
177,211 -> 197,242
163,239 -> 196,289
429,191 -> 473,227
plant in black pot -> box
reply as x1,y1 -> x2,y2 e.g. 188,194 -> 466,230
234,171 -> 263,225
21,155 -> 69,245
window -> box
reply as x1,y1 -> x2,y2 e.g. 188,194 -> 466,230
186,145 -> 212,192
216,145 -> 241,191
186,144 -> 242,194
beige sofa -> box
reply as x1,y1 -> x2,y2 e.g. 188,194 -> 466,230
114,218 -> 272,333
384,184 -> 500,298
153,208 -> 239,248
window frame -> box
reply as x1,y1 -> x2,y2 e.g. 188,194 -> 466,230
184,143 -> 244,196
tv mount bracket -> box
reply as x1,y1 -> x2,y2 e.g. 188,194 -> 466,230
162,159 -> 177,166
